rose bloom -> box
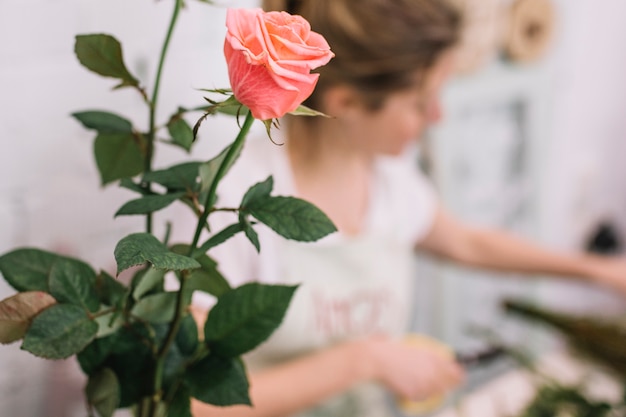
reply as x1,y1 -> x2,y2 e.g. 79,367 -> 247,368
224,8 -> 334,120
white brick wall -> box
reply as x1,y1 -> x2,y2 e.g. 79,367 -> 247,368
537,0 -> 626,312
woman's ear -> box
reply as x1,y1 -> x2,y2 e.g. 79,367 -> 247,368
321,85 -> 363,118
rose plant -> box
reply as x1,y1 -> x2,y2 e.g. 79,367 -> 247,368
0,2 -> 334,417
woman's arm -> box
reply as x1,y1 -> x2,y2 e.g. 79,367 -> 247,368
416,206 -> 626,293
192,339 -> 369,417
191,334 -> 463,417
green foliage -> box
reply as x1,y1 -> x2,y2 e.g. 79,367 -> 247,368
0,248 -> 63,292
175,314 -> 199,356
74,34 -> 139,89
519,383 -> 616,417
199,143 -> 242,194
504,299 -> 626,416
204,283 -> 297,357
49,259 -> 100,312
86,368 -> 121,417
170,246 -> 232,298
0,2 -> 337,416
90,326 -> 156,407
115,192 -> 186,216
114,233 -> 201,274
520,386 -> 611,417
185,355 -> 251,406
241,176 -> 273,207
504,299 -> 626,378
242,218 -> 261,252
197,223 -> 245,253
240,176 -> 337,242
95,271 -> 127,307
72,111 -> 133,133
22,304 -> 99,359
94,132 -> 145,185
132,267 -> 166,300
131,292 -> 179,324
167,116 -> 195,152
289,104 -> 331,118
167,385 -> 192,417
143,162 -> 201,192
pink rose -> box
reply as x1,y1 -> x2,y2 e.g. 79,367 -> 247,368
224,8 -> 334,120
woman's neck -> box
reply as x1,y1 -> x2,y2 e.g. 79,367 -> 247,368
285,118 -> 373,236
286,118 -> 372,177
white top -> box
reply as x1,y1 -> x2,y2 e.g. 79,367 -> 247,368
197,131 -> 439,417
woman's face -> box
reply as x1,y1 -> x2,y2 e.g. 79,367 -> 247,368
347,52 -> 455,157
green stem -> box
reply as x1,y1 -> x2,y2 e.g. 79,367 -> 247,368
144,1 -> 183,414
145,0 -> 183,235
190,111 -> 255,252
150,271 -> 188,415
148,113 -> 255,414
88,306 -> 117,320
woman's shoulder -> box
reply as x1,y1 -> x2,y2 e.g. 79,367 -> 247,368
371,145 -> 439,243
375,145 -> 432,190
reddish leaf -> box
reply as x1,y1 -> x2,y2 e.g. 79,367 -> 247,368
0,292 -> 56,344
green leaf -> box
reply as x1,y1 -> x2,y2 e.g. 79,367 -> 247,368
185,257 -> 231,299
204,283 -> 297,357
114,233 -> 201,275
163,341 -> 186,389
49,259 -> 100,312
199,143 -> 243,193
262,119 -> 275,140
94,312 -> 124,338
197,223 -> 245,254
241,176 -> 273,207
169,246 -> 232,298
22,304 -> 98,359
194,93 -> 245,118
119,178 -> 148,195
0,248 -> 60,292
0,292 -> 56,344
78,333 -> 118,376
288,104 -> 331,118
167,384 -> 192,417
72,111 -> 133,133
115,192 -> 185,217
74,34 -> 139,88
95,132 -> 145,186
86,368 -> 120,417
186,355 -> 250,406
216,103 -> 247,117
143,162 -> 202,191
131,292 -> 178,324
167,117 -> 194,152
132,267 -> 166,300
245,196 -> 337,242
95,271 -> 127,307
77,323 -> 157,408
176,314 -> 199,356
242,220 -> 260,253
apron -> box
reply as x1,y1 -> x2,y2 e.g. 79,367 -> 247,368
245,232 -> 416,417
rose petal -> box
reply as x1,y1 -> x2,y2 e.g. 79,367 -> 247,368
224,8 -> 333,119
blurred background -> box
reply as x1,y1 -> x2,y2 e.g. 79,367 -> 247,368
0,0 -> 625,415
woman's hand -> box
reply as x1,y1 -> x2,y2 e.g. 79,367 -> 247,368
360,334 -> 464,401
585,255 -> 626,296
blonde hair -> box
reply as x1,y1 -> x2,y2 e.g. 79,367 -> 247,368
263,0 -> 462,111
